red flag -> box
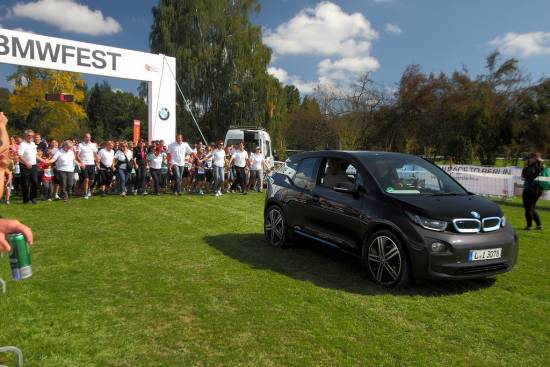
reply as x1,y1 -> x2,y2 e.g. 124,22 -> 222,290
133,120 -> 141,145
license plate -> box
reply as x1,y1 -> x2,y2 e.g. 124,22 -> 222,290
468,248 -> 502,261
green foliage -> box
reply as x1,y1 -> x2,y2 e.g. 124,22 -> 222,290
149,0 -> 275,141
85,82 -> 148,141
282,53 -> 550,163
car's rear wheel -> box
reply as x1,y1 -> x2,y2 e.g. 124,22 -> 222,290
264,205 -> 288,247
363,230 -> 411,288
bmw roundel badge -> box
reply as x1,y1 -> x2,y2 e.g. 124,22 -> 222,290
470,211 -> 481,219
159,107 -> 170,121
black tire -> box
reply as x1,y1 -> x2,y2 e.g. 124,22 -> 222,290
362,230 -> 411,289
264,205 -> 288,248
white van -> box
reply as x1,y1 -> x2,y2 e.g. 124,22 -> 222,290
224,126 -> 274,169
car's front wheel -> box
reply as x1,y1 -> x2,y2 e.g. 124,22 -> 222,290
363,230 -> 411,288
264,205 -> 288,247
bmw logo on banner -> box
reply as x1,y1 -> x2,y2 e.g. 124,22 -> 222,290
158,107 -> 170,121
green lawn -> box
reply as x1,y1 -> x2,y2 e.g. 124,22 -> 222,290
0,194 -> 548,366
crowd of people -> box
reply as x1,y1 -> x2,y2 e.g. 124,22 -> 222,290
4,130 -> 270,204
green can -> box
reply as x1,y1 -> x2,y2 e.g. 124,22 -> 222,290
8,233 -> 32,281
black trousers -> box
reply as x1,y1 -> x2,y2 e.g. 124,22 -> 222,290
522,188 -> 542,227
135,165 -> 148,193
150,168 -> 161,194
20,164 -> 38,203
232,166 -> 247,193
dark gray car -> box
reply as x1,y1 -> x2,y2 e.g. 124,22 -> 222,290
264,151 -> 518,288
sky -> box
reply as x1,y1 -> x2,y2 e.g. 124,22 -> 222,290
0,0 -> 549,96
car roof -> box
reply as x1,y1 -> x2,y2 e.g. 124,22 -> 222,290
288,150 -> 416,162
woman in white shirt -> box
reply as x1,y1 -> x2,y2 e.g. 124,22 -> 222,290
48,140 -> 83,201
114,142 -> 133,196
147,142 -> 167,195
248,147 -> 267,192
211,141 -> 226,196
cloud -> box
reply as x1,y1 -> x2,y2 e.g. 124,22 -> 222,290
264,1 -> 380,90
268,66 -> 317,94
264,1 -> 378,58
384,22 -> 402,35
318,57 -> 380,84
7,0 -> 121,36
489,32 -> 550,57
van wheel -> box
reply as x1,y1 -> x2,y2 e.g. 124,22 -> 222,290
362,230 -> 411,288
264,206 -> 288,247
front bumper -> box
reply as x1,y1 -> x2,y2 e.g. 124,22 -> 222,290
408,225 -> 519,280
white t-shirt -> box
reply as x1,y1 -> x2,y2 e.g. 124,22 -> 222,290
114,149 -> 133,162
98,149 -> 115,168
232,149 -> 248,168
212,149 -> 225,168
250,152 -> 264,171
148,152 -> 166,169
53,149 -> 76,172
167,142 -> 193,167
77,142 -> 98,165
18,141 -> 37,165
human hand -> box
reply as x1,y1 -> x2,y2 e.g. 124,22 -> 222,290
0,219 -> 33,252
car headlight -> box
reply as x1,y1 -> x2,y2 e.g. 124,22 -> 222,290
501,216 -> 506,227
406,211 -> 448,232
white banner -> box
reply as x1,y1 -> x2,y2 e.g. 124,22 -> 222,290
439,164 -> 550,200
0,28 -> 176,143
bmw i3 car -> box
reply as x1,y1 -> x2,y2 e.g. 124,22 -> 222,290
264,151 -> 518,288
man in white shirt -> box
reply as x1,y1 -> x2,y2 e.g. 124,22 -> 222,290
167,134 -> 194,195
76,133 -> 98,199
229,142 -> 248,194
18,129 -> 46,204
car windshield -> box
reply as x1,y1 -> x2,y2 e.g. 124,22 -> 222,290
364,156 -> 468,195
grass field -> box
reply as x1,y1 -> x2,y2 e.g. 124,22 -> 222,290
0,193 -> 548,366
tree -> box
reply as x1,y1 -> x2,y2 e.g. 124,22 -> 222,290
8,67 -> 86,139
149,0 -> 273,140
85,82 -> 148,140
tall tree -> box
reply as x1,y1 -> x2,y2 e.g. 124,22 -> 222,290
149,0 -> 272,140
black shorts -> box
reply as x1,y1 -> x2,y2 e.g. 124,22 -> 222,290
183,167 -> 191,178
205,168 -> 213,182
82,165 -> 96,180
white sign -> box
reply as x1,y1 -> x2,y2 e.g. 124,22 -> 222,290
0,28 -> 176,143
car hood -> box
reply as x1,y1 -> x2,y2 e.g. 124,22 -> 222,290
389,194 -> 503,221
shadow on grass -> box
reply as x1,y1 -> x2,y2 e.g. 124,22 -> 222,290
204,233 -> 496,297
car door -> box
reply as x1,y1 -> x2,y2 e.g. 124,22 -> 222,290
307,157 -> 366,252
283,157 -> 320,231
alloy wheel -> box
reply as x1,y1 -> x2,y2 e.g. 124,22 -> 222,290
264,207 -> 286,247
367,235 -> 402,286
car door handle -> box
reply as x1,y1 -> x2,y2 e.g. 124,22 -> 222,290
312,195 -> 320,202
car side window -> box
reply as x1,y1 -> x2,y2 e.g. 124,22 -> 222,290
293,158 -> 317,191
318,158 -> 361,191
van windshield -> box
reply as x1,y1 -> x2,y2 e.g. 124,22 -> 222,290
226,139 -> 257,152
364,156 -> 468,196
